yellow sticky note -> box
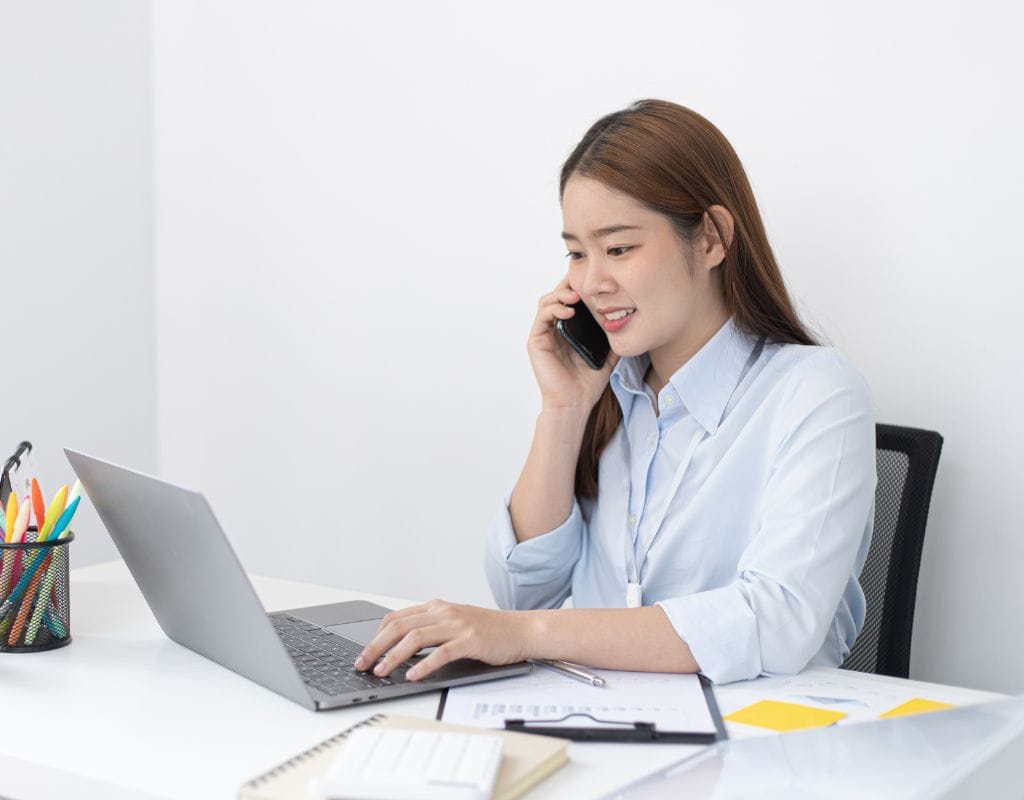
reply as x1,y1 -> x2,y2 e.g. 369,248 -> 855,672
880,698 -> 954,718
725,699 -> 847,732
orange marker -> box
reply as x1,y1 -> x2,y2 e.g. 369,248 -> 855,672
31,479 -> 46,536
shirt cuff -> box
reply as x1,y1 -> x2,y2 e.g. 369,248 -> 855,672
656,585 -> 761,685
487,490 -> 584,582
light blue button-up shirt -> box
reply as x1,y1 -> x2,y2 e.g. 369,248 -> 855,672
485,318 -> 877,684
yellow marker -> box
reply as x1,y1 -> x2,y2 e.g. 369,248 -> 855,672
725,700 -> 847,732
880,698 -> 954,719
38,485 -> 68,541
5,493 -> 18,543
0,498 -> 33,596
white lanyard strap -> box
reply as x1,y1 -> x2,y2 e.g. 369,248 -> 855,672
622,425 -> 706,592
621,337 -> 765,608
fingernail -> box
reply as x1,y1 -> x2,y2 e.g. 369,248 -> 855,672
354,656 -> 365,669
407,668 -> 419,680
374,663 -> 385,675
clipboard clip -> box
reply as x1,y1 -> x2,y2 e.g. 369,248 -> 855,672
504,712 -> 659,741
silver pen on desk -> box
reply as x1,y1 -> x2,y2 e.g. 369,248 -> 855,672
532,658 -> 606,687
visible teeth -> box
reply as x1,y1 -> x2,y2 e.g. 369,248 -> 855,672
605,309 -> 635,321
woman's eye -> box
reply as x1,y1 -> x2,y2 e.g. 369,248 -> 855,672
565,247 -> 632,260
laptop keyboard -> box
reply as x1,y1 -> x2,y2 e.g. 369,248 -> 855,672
270,613 -> 411,697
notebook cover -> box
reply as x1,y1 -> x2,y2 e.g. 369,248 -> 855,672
238,712 -> 569,800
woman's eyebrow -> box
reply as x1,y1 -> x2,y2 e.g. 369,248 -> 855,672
561,224 -> 644,242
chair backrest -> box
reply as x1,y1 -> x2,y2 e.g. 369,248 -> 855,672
841,423 -> 943,678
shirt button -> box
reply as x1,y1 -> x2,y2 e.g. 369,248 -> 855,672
664,395 -> 676,406
628,514 -> 638,527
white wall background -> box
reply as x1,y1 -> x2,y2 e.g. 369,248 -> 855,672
151,0 -> 1024,693
8,1 -> 1020,694
0,1 -> 156,566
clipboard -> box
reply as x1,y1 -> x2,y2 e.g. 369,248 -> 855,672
438,672 -> 728,744
502,675 -> 727,743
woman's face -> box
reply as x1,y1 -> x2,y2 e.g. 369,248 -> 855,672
560,174 -> 725,363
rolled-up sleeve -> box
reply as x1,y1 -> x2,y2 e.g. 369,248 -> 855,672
484,490 -> 584,610
656,353 -> 877,684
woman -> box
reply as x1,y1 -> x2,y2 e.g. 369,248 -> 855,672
355,99 -> 876,685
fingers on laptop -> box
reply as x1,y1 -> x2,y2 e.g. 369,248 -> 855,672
355,603 -> 435,672
356,599 -> 468,679
355,600 -> 525,681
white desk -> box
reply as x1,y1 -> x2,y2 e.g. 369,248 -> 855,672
0,561 -> 1005,799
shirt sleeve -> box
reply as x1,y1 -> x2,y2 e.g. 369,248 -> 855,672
484,489 -> 584,610
656,350 -> 877,684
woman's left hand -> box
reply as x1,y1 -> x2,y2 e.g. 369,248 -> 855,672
353,600 -> 534,681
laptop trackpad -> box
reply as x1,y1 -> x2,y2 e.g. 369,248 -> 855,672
326,619 -> 384,647
326,619 -> 436,658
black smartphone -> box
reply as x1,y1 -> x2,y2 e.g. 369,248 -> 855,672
556,301 -> 610,370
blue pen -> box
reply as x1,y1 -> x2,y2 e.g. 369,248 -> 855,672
43,608 -> 66,637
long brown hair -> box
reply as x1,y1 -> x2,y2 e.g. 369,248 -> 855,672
560,99 -> 818,500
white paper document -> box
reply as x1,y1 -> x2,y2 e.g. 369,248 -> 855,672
439,667 -> 718,733
713,666 -> 1005,736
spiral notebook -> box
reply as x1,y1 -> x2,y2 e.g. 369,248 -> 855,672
238,713 -> 569,800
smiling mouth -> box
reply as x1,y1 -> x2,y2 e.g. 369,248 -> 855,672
602,310 -> 636,332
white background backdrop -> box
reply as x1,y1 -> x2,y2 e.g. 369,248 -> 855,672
5,0 -> 1023,694
1,2 -> 156,557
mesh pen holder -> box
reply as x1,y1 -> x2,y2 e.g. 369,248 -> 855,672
0,527 -> 73,652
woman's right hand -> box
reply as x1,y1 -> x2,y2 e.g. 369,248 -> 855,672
527,274 -> 620,412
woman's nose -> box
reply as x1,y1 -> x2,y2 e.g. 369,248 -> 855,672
580,260 -> 616,299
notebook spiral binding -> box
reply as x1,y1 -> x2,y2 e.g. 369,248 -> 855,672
243,713 -> 387,789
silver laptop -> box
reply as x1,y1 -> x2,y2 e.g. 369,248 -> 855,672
65,448 -> 532,711
602,694 -> 1024,799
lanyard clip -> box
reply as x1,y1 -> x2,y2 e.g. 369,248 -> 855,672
625,582 -> 642,608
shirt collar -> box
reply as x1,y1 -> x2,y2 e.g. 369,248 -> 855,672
610,317 -> 760,434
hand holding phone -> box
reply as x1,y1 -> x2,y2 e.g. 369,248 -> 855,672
527,277 -> 618,411
555,301 -> 611,370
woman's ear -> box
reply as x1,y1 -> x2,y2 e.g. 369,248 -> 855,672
700,205 -> 735,269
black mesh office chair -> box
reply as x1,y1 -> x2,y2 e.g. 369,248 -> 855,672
841,424 -> 943,678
